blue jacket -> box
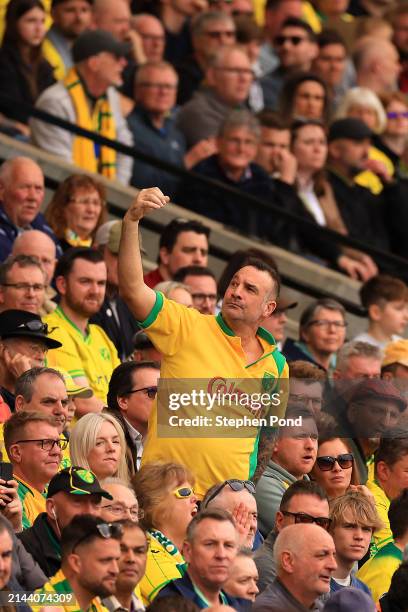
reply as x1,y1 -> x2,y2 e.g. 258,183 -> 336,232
330,575 -> 371,596
155,571 -> 252,610
0,205 -> 62,261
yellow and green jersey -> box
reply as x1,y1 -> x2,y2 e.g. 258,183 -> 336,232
141,293 -> 288,498
45,306 -> 120,402
15,476 -> 46,530
357,541 -> 403,603
31,568 -> 108,612
367,479 -> 392,555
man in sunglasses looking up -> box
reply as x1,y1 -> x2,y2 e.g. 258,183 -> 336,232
119,187 -> 288,499
18,466 -> 110,578
254,480 -> 330,594
3,412 -> 63,529
107,361 -> 160,473
34,514 -> 122,611
202,479 -> 258,549
0,309 -> 62,412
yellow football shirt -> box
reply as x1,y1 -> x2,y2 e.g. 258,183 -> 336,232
44,306 -> 120,402
367,479 -> 392,554
15,476 -> 46,530
141,293 -> 289,498
357,541 -> 403,603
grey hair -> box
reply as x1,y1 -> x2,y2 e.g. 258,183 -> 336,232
335,87 -> 387,134
219,110 -> 261,140
155,280 -> 192,298
208,44 -> 247,68
191,10 -> 235,37
336,341 -> 382,372
101,476 -> 137,496
0,156 -> 40,185
134,61 -> 178,87
0,254 -> 46,285
15,367 -> 65,402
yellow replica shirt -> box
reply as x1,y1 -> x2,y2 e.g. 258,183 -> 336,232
32,568 -> 108,612
357,541 -> 403,603
141,293 -> 289,498
44,307 -> 120,402
253,0 -> 321,30
140,530 -> 186,605
367,479 -> 392,554
15,476 -> 46,530
355,146 -> 395,195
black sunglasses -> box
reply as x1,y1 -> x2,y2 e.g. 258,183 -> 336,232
127,386 -> 158,399
275,35 -> 307,46
204,479 -> 255,507
72,522 -> 123,553
17,320 -> 49,334
281,510 -> 331,531
316,453 -> 354,471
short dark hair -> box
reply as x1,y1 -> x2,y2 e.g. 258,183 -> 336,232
173,266 -> 216,283
280,74 -> 329,124
280,17 -> 317,41
360,275 -> 408,310
218,248 -> 279,298
299,298 -> 345,340
4,411 -> 58,453
279,480 -> 328,512
257,110 -> 290,131
61,514 -> 122,558
375,435 -> 408,470
159,219 -> 210,253
15,367 -> 64,402
55,247 -> 104,279
107,360 -> 160,412
389,489 -> 408,539
237,256 -> 281,299
186,508 -> 236,542
146,596 -> 200,612
317,28 -> 346,50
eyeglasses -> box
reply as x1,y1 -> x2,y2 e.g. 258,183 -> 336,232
289,393 -> 322,408
281,511 -> 331,531
192,293 -> 217,303
127,386 -> 158,399
2,283 -> 45,292
387,111 -> 408,119
138,82 -> 177,90
69,198 -> 103,207
316,453 -> 354,471
72,522 -> 123,553
275,35 -> 308,46
15,438 -> 68,451
16,320 -> 49,333
139,34 -> 165,42
204,30 -> 235,40
204,479 -> 255,507
307,319 -> 347,329
101,503 -> 144,521
173,486 -> 195,499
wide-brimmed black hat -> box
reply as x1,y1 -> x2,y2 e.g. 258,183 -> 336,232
0,310 -> 61,349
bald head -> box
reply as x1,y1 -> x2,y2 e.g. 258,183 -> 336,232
354,37 -> 400,91
0,157 -> 44,228
131,14 -> 165,63
12,231 -> 56,285
93,0 -> 130,41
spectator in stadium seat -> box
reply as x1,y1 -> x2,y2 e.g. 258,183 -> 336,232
382,338 -> 408,384
127,61 -> 212,198
286,360 -> 325,414
3,411 -> 63,529
42,0 -> 93,81
178,110 -> 300,248
131,14 -> 165,63
375,91 -> 408,174
334,340 -> 382,381
155,281 -> 193,307
202,479 -> 258,549
132,462 -> 198,605
11,231 -> 57,315
0,158 -> 61,262
223,549 -> 259,602
34,514 -> 122,609
253,523 -> 337,611
354,37 -> 401,95
45,174 -> 107,252
143,218 -> 210,289
0,0 -> 55,133
278,72 -> 329,124
354,275 -> 408,349
312,29 -> 348,110
257,292 -> 297,350
254,480 -> 330,594
283,298 -> 347,372
256,407 -> 318,536
176,45 -> 253,149
44,248 -> 120,414
157,0 -> 206,65
17,466 -> 108,577
102,520 -> 147,612
0,255 -> 46,316
377,561 -> 408,612
155,508 -> 248,609
357,489 -> 408,603
128,330 -> 161,364
0,309 -> 61,412
70,412 -> 131,483
175,10 -> 236,105
260,17 -> 318,111
329,491 -> 381,595
173,266 -> 218,315
389,2 -> 408,94
91,220 -> 140,361
107,361 -> 160,474
255,112 -> 293,180
100,477 -> 141,523
310,435 -> 359,500
31,29 -> 133,184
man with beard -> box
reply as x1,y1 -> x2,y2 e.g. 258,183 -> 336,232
45,248 -> 120,415
326,118 -> 390,259
33,514 -> 122,611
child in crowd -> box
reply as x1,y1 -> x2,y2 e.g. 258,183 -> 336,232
354,275 -> 408,349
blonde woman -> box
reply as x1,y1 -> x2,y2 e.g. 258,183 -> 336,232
132,462 -> 198,605
69,412 -> 130,483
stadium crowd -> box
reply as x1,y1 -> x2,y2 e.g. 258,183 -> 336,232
0,0 -> 407,611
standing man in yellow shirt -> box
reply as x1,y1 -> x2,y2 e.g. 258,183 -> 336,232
45,248 -> 120,416
118,188 -> 288,498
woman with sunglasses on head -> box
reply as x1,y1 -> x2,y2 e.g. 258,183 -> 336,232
69,412 -> 131,483
132,462 -> 198,606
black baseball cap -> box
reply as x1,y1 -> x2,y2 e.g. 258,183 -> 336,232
72,29 -> 131,63
47,466 -> 113,499
328,118 -> 372,143
0,310 -> 62,349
